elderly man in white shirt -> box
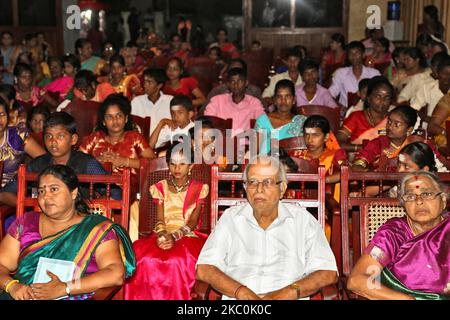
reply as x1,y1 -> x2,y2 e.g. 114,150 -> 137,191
196,156 -> 338,300
131,68 -> 173,136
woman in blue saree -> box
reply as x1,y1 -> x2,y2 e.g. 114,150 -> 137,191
0,165 -> 135,300
255,79 -> 306,155
347,171 -> 450,300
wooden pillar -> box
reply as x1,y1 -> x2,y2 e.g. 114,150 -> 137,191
12,0 -> 19,26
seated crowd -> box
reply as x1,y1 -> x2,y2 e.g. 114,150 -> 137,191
0,12 -> 450,300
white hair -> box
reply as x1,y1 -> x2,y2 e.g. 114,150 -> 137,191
242,155 -> 287,191
398,171 -> 447,204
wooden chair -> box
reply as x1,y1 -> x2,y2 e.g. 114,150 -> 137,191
147,56 -> 171,69
137,157 -> 212,238
0,161 -> 15,240
63,98 -> 101,146
340,166 -> 450,278
15,164 -> 131,300
297,105 -> 341,133
273,136 -> 306,153
347,92 -> 360,109
373,62 -> 391,75
198,116 -> 232,130
322,63 -> 343,88
242,50 -> 273,92
192,165 -> 341,300
16,164 -> 131,230
131,115 -> 151,138
186,57 -> 221,96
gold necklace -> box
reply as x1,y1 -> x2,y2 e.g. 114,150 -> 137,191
170,177 -> 190,193
366,109 -> 375,126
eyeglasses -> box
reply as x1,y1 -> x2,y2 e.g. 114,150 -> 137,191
401,191 -> 443,202
244,178 -> 282,189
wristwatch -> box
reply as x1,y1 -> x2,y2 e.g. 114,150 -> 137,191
289,283 -> 301,300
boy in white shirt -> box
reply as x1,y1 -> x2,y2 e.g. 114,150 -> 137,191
131,68 -> 173,136
150,94 -> 195,150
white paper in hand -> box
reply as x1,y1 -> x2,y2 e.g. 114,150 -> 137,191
33,257 -> 76,284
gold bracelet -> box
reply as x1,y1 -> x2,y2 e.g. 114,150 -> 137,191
126,158 -> 130,167
5,279 -> 19,293
353,159 -> 368,168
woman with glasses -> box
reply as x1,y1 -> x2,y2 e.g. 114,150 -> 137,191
352,105 -> 430,172
347,171 -> 449,300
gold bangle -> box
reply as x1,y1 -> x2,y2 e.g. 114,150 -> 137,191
5,279 -> 19,293
353,159 -> 368,168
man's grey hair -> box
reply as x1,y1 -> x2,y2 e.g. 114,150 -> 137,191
242,155 -> 287,191
398,171 -> 447,204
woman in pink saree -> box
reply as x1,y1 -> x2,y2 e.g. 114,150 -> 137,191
42,57 -> 74,102
347,171 -> 450,300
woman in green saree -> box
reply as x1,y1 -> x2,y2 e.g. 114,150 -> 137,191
0,165 -> 135,300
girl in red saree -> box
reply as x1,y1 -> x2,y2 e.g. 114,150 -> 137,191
124,143 -> 209,300
337,76 -> 394,152
352,105 -> 421,172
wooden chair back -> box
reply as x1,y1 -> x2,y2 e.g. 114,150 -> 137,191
347,92 -> 360,109
242,49 -> 273,91
0,162 -> 15,240
138,158 -> 212,238
199,116 -> 232,130
16,164 -> 131,231
446,120 -> 450,149
131,115 -> 151,138
297,105 -> 341,133
322,63 -> 343,88
340,165 -> 450,276
63,98 -> 101,146
210,165 -> 327,230
148,56 -> 171,69
274,136 -> 306,152
186,56 -> 221,95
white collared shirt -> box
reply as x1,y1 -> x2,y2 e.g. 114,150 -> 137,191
155,121 -> 195,149
196,202 -> 338,300
329,66 -> 381,107
131,92 -> 173,136
397,69 -> 434,104
262,71 -> 303,98
410,79 -> 447,129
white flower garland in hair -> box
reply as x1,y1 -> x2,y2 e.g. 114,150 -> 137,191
412,117 -> 422,133
435,156 -> 449,173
